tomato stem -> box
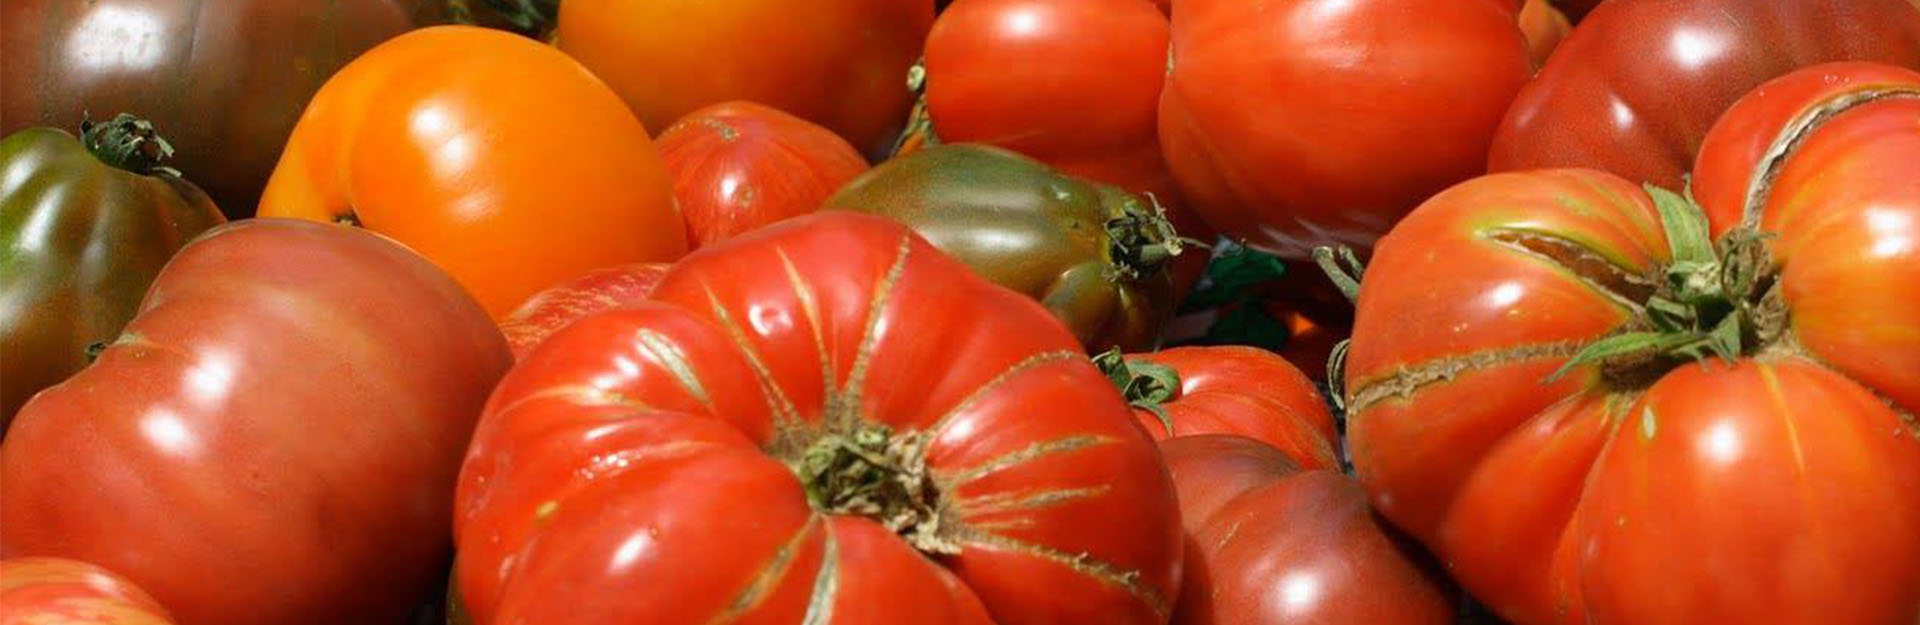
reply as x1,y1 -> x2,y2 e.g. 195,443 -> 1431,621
79,113 -> 180,178
791,424 -> 957,554
1105,189 -> 1190,281
1093,349 -> 1182,435
1312,246 -> 1365,303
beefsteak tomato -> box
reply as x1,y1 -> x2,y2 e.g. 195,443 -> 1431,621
656,101 -> 868,249
498,262 -> 670,360
0,116 -> 223,429
1096,346 -> 1337,471
258,25 -> 685,317
0,219 -> 512,625
1344,63 -> 1920,624
0,0 -> 417,217
1488,0 -> 1920,190
0,558 -> 174,625
454,211 -> 1183,624
1158,0 -> 1531,256
553,0 -> 933,158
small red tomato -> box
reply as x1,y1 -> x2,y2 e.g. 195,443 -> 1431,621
1097,346 -> 1338,471
499,263 -> 671,359
655,101 -> 868,248
0,557 -> 175,625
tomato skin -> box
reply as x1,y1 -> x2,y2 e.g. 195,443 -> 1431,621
555,0 -> 934,158
499,263 -> 671,360
0,219 -> 512,625
0,558 -> 174,625
1118,346 -> 1338,470
1161,436 -> 1454,625
1518,0 -> 1572,69
258,26 -> 686,318
0,0 -> 416,217
455,211 -> 1183,624
1488,0 -> 1920,191
656,101 -> 868,249
1159,0 -> 1530,256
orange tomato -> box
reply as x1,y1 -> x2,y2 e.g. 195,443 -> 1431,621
260,26 -> 685,317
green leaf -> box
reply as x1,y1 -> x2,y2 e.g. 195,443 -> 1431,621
1181,243 -> 1287,311
1646,184 -> 1717,266
1203,304 -> 1292,352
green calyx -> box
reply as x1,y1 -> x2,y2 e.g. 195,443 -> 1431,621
80,113 -> 180,177
445,0 -> 557,37
792,423 -> 956,554
1105,191 -> 1198,282
1550,184 -> 1784,383
1093,348 -> 1181,435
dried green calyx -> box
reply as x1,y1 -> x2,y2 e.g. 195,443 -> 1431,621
792,423 -> 956,554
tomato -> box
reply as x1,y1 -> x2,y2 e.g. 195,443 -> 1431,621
1,0 -> 417,217
823,145 -> 1187,351
0,117 -> 224,428
656,101 -> 868,249
258,26 -> 685,318
1161,436 -> 1455,625
454,211 -> 1183,624
1488,0 -> 1920,191
1159,0 -> 1531,257
1518,0 -> 1572,70
0,558 -> 174,625
0,219 -> 512,625
554,0 -> 933,158
1096,346 -> 1337,470
1344,63 -> 1920,624
499,263 -> 670,360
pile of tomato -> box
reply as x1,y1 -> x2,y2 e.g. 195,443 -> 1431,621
3,1 -> 1918,623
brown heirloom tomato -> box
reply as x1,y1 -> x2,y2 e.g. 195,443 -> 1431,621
0,557 -> 175,625
554,0 -> 934,157
656,101 -> 868,249
498,263 -> 670,360
823,145 -> 1186,351
1489,0 -> 1920,190
1,219 -> 511,625
1,0 -> 417,217
259,26 -> 685,318
1345,64 -> 1920,624
454,212 -> 1182,624
0,117 -> 223,429
1159,0 -> 1531,256
1097,346 -> 1338,471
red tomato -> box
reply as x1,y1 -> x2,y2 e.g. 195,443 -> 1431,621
259,26 -> 686,318
1345,63 -> 1920,623
499,263 -> 671,360
554,0 -> 934,157
0,558 -> 174,625
0,219 -> 512,625
1162,436 -> 1455,625
1098,346 -> 1338,470
454,212 -> 1183,624
1489,0 -> 1920,190
1159,0 -> 1531,256
656,101 -> 868,248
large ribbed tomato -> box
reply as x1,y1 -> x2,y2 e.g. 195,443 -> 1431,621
1344,63 -> 1920,624
0,558 -> 174,625
1096,346 -> 1337,471
258,26 -> 685,317
655,101 -> 868,249
1489,0 -> 1920,190
453,212 -> 1183,624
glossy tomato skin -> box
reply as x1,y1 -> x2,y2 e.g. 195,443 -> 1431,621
258,26 -> 685,318
1489,0 -> 1920,190
1120,346 -> 1338,470
1161,436 -> 1454,625
498,262 -> 670,359
0,126 -> 223,429
454,211 -> 1183,624
0,0 -> 416,217
555,0 -> 933,158
0,219 -> 512,625
0,558 -> 174,625
656,101 -> 868,248
823,145 -> 1181,351
1159,0 -> 1531,257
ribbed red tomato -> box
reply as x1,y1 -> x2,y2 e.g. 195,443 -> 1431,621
656,101 -> 868,249
454,212 -> 1183,624
0,558 -> 174,625
1345,63 -> 1920,624
1098,346 -> 1337,471
498,263 -> 670,359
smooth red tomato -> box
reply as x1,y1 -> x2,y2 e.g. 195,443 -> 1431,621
1345,64 -> 1920,624
454,212 -> 1183,624
656,101 -> 868,248
1159,0 -> 1531,257
259,26 -> 685,318
499,262 -> 670,360
554,0 -> 934,158
1489,0 -> 1920,190
0,558 -> 174,625
1098,346 -> 1337,470
0,219 -> 512,625
1162,436 -> 1455,625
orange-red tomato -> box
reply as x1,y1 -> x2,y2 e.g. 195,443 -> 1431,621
554,0 -> 934,157
656,101 -> 868,248
259,26 -> 685,317
499,263 -> 670,359
0,558 -> 174,625
1101,346 -> 1338,470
